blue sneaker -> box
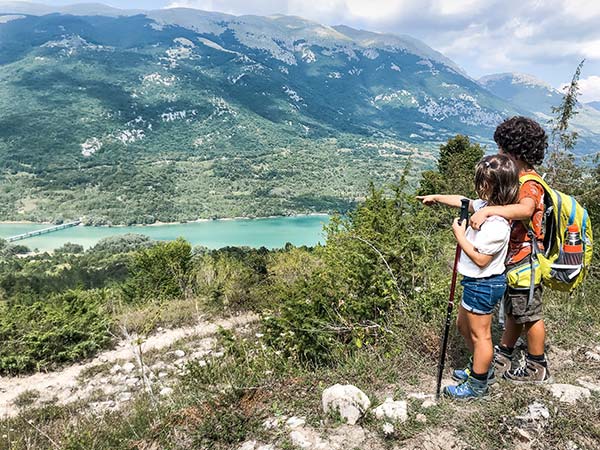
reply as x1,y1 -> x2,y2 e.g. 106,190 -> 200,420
443,376 -> 488,400
452,360 -> 495,384
452,356 -> 472,382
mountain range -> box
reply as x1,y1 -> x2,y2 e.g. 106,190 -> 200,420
0,2 -> 598,224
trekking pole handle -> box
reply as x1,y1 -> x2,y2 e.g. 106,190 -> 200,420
459,199 -> 470,225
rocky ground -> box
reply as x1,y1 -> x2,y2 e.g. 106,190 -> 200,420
1,316 -> 599,449
0,314 -> 258,418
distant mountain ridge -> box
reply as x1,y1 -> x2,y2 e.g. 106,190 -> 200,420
479,72 -> 600,152
0,2 -> 598,224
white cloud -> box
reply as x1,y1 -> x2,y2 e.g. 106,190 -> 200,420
570,75 -> 600,103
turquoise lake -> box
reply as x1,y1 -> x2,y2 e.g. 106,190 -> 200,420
0,215 -> 330,252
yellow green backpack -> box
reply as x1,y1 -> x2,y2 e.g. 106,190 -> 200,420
506,173 -> 593,296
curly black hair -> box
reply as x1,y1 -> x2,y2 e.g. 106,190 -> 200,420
493,116 -> 547,166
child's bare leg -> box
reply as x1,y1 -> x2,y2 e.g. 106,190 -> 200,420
524,320 -> 545,355
466,311 -> 493,374
501,313 -> 523,348
457,306 -> 474,353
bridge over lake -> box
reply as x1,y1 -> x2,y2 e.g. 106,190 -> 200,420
6,221 -> 82,243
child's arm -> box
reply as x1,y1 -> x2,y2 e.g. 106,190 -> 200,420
469,197 -> 536,230
451,218 -> 494,268
416,195 -> 475,212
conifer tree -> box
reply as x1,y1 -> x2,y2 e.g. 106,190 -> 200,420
544,60 -> 585,193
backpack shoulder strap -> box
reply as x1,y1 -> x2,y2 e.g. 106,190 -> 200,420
519,173 -> 550,192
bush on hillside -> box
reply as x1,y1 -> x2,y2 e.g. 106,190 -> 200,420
262,182 -> 453,364
122,239 -> 193,303
0,289 -> 112,374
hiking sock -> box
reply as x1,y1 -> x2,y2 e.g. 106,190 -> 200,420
498,345 -> 514,356
471,371 -> 487,382
527,353 -> 547,367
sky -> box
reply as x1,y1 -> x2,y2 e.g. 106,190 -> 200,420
32,0 -> 600,102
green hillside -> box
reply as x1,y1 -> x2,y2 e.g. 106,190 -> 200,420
0,8 -> 595,223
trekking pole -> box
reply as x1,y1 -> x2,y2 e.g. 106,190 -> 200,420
435,198 -> 470,400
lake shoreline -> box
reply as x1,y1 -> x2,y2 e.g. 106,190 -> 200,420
0,213 -> 331,228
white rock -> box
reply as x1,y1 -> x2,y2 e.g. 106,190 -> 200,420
125,377 -> 140,386
238,441 -> 257,450
516,401 -> 550,422
109,364 -> 122,374
382,422 -> 395,435
160,387 -> 174,397
576,377 -> 600,392
322,384 -> 371,425
407,392 -> 434,400
117,392 -> 132,402
548,384 -> 591,403
263,416 -> 285,430
173,350 -> 186,358
289,429 -> 328,450
213,351 -> 225,358
158,371 -> 169,379
584,351 -> 600,361
372,398 -> 408,423
416,413 -> 427,423
256,445 -> 275,450
421,399 -> 436,409
285,416 -> 306,428
122,362 -> 136,373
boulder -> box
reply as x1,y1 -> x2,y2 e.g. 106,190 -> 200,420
372,397 -> 408,423
322,384 -> 371,425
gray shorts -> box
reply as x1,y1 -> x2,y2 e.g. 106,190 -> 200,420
504,285 -> 543,324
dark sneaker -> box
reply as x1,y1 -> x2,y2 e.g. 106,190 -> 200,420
503,358 -> 551,384
443,376 -> 488,400
493,345 -> 513,378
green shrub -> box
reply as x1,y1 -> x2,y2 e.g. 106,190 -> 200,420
0,289 -> 112,374
262,182 -> 453,364
122,238 -> 192,303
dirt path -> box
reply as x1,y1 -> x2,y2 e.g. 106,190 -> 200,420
0,313 -> 258,418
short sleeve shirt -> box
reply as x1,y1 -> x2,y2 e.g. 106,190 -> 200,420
457,199 -> 511,278
506,169 -> 545,265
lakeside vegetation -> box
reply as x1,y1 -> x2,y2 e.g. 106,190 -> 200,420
1,135 -> 599,449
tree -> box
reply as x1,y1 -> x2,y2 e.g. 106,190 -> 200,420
417,135 -> 484,199
544,60 -> 585,193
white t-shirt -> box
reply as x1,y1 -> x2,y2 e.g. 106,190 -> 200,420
457,199 -> 511,278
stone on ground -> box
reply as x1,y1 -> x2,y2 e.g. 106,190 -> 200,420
322,384 -> 371,425
548,384 -> 591,403
372,397 -> 408,423
576,377 -> 600,392
291,425 -> 367,450
515,401 -> 550,423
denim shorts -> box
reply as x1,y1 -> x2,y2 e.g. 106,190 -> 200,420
461,274 -> 507,315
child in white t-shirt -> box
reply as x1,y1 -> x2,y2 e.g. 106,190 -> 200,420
417,154 -> 519,399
